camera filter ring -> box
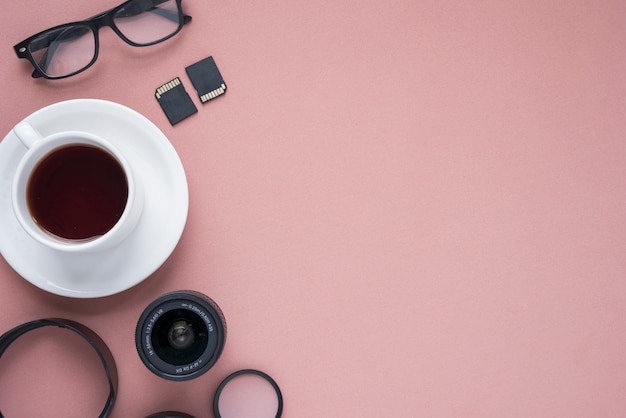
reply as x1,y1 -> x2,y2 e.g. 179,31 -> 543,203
214,369 -> 284,418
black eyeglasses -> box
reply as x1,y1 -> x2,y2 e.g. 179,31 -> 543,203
14,0 -> 192,80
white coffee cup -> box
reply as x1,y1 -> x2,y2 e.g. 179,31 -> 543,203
11,122 -> 143,253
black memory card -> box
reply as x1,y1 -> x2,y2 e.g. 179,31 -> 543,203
185,56 -> 227,104
155,77 -> 197,125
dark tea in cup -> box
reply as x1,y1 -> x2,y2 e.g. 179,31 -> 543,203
27,144 -> 128,240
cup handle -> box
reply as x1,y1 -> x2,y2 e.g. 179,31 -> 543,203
13,122 -> 44,149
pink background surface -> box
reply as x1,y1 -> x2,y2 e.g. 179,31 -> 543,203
1,0 -> 626,416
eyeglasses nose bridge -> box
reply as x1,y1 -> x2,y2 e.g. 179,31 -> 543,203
90,10 -> 117,32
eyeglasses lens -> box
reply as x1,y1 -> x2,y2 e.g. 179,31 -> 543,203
113,0 -> 182,45
29,24 -> 96,78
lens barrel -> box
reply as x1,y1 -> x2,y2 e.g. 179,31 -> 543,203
135,290 -> 226,381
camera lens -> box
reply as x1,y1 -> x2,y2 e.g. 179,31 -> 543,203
136,291 -> 227,381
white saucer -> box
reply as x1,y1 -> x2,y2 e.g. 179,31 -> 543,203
0,99 -> 188,298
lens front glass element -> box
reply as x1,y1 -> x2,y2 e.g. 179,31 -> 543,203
152,309 -> 208,366
113,0 -> 181,45
29,24 -> 96,78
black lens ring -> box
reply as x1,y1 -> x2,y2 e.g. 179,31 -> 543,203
0,318 -> 118,418
145,412 -> 195,418
136,290 -> 227,381
213,369 -> 283,418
